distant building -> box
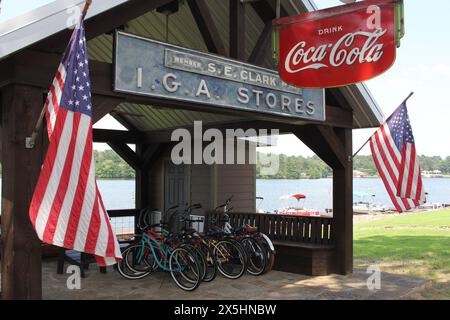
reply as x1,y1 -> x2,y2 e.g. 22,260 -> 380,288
353,170 -> 367,178
423,170 -> 444,178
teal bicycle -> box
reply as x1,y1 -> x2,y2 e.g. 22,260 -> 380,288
117,222 -> 202,291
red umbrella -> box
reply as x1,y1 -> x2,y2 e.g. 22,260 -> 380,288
291,194 -> 306,200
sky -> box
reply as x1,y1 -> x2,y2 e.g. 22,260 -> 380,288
1,0 -> 449,157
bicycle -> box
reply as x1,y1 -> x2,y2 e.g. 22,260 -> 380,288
172,203 -> 247,280
117,216 -> 202,291
212,195 -> 276,276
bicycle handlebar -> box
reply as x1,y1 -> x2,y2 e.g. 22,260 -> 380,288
215,195 -> 234,211
189,203 -> 202,210
167,205 -> 179,211
181,217 -> 204,223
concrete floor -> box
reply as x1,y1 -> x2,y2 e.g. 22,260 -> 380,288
42,259 -> 430,300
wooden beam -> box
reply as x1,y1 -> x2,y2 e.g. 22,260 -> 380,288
250,0 -> 274,21
187,0 -> 228,57
1,50 -> 354,130
141,144 -> 165,170
229,0 -> 246,60
294,125 -> 343,169
34,0 -> 174,54
107,142 -> 141,171
110,112 -> 141,133
317,125 -> 347,168
0,50 -> 119,98
108,209 -> 139,218
1,85 -> 44,299
92,95 -> 124,124
93,128 -> 140,144
248,21 -> 272,64
333,127 -> 353,275
322,105 -> 353,129
140,120 -> 294,144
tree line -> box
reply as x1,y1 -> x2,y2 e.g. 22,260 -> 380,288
4,150 -> 441,180
257,154 -> 450,179
94,150 -> 135,179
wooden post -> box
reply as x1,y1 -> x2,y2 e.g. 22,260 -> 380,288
229,0 -> 246,60
332,127 -> 353,275
135,144 -> 150,233
1,85 -> 45,299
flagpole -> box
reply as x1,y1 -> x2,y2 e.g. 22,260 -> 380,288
25,0 -> 93,149
83,0 -> 92,13
351,91 -> 415,158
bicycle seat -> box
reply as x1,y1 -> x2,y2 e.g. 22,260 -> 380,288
244,224 -> 258,233
183,228 -> 197,236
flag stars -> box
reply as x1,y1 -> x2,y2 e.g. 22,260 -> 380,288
59,25 -> 93,117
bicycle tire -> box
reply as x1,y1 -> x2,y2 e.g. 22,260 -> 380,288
213,239 -> 247,279
169,247 -> 201,291
117,244 -> 153,280
180,243 -> 207,282
241,237 -> 267,276
197,241 -> 217,282
260,235 -> 275,274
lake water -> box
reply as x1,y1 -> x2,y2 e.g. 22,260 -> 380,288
0,178 -> 445,212
93,178 -> 450,212
1,178 -> 448,234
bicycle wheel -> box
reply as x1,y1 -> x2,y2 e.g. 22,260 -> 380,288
260,234 -> 275,274
214,239 -> 247,279
169,247 -> 201,291
180,243 -> 206,282
117,244 -> 153,280
264,249 -> 275,274
197,241 -> 217,282
241,237 -> 267,276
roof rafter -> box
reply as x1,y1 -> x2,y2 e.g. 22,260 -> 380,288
187,0 -> 228,57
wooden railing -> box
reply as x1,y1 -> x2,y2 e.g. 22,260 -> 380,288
108,209 -> 140,242
107,209 -> 334,246
108,209 -> 140,218
206,211 -> 334,246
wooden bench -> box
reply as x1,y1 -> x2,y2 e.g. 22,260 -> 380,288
56,242 -> 131,277
271,241 -> 336,276
206,211 -> 337,276
57,249 -> 107,278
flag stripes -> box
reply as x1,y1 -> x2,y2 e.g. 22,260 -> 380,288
369,102 -> 425,213
29,12 -> 122,266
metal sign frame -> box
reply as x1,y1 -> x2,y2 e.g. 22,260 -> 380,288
114,31 -> 325,121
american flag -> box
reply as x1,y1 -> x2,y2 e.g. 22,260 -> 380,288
370,102 -> 426,213
29,12 -> 122,266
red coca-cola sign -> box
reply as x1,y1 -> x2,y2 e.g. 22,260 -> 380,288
275,0 -> 403,88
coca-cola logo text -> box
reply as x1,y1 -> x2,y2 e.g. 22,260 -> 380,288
285,29 -> 387,73
276,0 -> 399,88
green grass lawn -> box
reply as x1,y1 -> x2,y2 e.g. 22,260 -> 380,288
354,209 -> 450,299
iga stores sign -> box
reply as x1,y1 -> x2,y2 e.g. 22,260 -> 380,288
274,0 -> 405,88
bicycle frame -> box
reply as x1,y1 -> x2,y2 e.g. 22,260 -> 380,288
134,230 -> 190,273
